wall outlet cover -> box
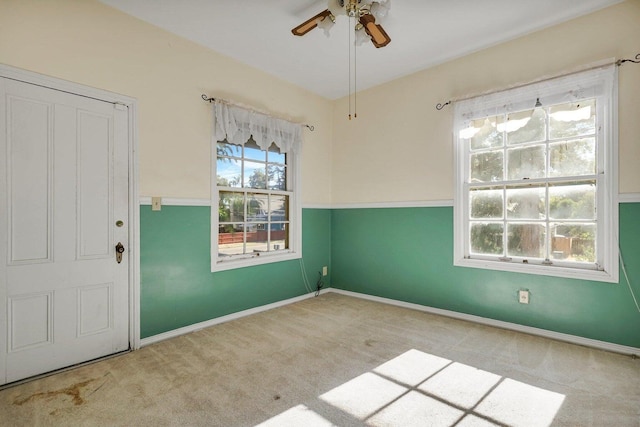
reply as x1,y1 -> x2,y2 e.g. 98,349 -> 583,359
518,290 -> 530,304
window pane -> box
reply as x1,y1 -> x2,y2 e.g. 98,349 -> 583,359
268,144 -> 285,164
246,224 -> 268,253
244,161 -> 267,189
549,182 -> 596,220
507,145 -> 545,180
270,223 -> 288,251
270,195 -> 289,221
507,223 -> 546,258
549,100 -> 596,139
218,224 -> 244,257
268,164 -> 287,190
549,138 -> 595,177
216,158 -> 242,187
470,222 -> 503,255
216,141 -> 241,158
506,109 -> 546,145
506,185 -> 545,219
470,150 -> 503,182
551,223 -> 596,263
247,194 -> 268,221
244,139 -> 266,162
470,188 -> 503,219
456,68 -> 614,279
219,192 -> 244,222
468,116 -> 504,150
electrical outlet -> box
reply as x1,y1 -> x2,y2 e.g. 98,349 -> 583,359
518,290 -> 530,304
322,266 -> 328,276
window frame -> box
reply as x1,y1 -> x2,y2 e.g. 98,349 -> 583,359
212,139 -> 302,272
453,66 -> 618,283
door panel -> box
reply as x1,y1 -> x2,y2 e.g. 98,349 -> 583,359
9,292 -> 52,351
78,283 -> 113,337
78,110 -> 112,259
7,96 -> 52,264
0,78 -> 130,385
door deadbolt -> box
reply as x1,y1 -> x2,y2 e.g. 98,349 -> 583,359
115,242 -> 125,264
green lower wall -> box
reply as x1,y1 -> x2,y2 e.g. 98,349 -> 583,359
140,206 -> 332,338
140,203 -> 640,347
331,203 -> 640,348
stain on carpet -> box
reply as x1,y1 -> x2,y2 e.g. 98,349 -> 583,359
13,374 -> 109,408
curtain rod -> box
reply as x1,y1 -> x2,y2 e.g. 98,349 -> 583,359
201,94 -> 314,131
435,53 -> 640,111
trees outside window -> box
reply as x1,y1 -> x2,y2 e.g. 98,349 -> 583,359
214,138 -> 297,270
454,66 -> 618,282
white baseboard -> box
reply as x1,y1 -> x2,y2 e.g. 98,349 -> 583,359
329,289 -> 640,357
140,288 -> 330,347
141,287 -> 639,356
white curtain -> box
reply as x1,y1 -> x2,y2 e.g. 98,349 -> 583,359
213,100 -> 302,153
454,64 -> 616,126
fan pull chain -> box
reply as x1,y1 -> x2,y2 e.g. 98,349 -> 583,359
354,23 -> 357,119
348,15 -> 352,120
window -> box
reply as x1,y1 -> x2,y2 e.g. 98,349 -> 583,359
454,66 -> 618,282
211,101 -> 302,271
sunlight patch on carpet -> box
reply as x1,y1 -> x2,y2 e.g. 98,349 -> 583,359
419,362 -> 501,409
255,404 -> 334,427
258,349 -> 565,426
373,349 -> 451,386
474,378 -> 565,427
319,372 -> 406,419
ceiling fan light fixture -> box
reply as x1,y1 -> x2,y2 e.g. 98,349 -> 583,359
346,0 -> 360,17
370,0 -> 391,19
317,12 -> 336,37
291,0 -> 392,119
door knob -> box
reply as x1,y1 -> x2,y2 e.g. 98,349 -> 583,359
115,242 -> 125,264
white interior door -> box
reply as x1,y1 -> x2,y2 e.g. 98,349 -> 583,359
0,77 -> 130,385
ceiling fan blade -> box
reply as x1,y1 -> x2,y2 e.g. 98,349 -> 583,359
359,14 -> 391,48
292,9 -> 332,36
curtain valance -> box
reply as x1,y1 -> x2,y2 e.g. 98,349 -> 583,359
213,100 -> 302,154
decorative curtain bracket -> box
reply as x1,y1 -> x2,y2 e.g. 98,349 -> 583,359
616,53 -> 640,66
435,100 -> 452,111
201,94 -> 314,131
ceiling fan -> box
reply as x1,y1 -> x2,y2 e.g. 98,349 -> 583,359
292,0 -> 391,48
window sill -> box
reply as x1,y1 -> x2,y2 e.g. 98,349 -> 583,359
212,251 -> 301,272
454,257 -> 618,283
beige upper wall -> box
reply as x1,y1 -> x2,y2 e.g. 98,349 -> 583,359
0,0 -> 333,205
332,0 -> 640,205
2,1 -> 638,207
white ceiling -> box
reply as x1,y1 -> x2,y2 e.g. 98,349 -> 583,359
99,0 -> 623,100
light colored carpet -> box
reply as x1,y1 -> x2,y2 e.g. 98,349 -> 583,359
0,292 -> 638,426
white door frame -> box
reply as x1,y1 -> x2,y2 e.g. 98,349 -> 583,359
0,64 -> 141,351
